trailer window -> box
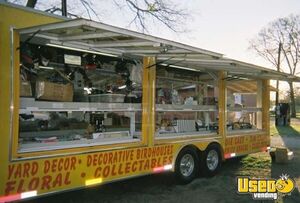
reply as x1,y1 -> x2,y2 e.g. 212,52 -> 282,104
18,44 -> 142,153
155,66 -> 219,138
226,79 -> 263,134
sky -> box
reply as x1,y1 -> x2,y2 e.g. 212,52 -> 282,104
179,0 -> 300,67
17,0 -> 299,68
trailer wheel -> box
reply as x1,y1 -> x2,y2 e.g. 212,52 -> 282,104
175,147 -> 199,184
200,144 -> 221,177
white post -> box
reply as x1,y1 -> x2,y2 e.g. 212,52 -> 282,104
204,85 -> 210,127
130,112 -> 135,136
257,80 -> 263,129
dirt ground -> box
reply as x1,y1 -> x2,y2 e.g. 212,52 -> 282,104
24,122 -> 300,203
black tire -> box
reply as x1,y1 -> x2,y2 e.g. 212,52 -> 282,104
200,144 -> 222,177
175,147 -> 199,184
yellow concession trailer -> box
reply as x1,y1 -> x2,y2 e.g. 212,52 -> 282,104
1,2 -> 300,202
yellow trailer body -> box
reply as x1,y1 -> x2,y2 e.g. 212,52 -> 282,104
0,2 -> 277,202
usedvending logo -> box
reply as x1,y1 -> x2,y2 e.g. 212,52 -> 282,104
237,174 -> 295,200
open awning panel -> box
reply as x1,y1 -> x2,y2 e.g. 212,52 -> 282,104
18,19 -> 222,58
18,18 -> 300,82
227,81 -> 277,93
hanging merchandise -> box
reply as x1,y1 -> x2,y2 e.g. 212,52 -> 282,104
83,54 -> 102,70
38,46 -> 53,67
20,44 -> 39,69
128,61 -> 143,84
115,60 -> 134,93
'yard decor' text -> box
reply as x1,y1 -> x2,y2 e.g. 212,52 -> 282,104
4,145 -> 173,195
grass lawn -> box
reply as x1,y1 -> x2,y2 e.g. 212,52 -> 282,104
270,115 -> 300,137
270,124 -> 300,136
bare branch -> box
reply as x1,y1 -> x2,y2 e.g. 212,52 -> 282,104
19,0 -> 188,32
124,0 -> 188,32
79,0 -> 100,21
282,47 -> 294,74
249,14 -> 300,117
249,14 -> 300,76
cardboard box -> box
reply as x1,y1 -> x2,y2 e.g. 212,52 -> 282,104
20,81 -> 32,97
36,81 -> 73,102
275,147 -> 288,164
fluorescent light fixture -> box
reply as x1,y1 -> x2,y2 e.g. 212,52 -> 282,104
180,85 -> 196,90
85,178 -> 103,186
39,66 -> 54,70
118,85 -> 126,89
160,63 -> 199,72
46,43 -> 118,58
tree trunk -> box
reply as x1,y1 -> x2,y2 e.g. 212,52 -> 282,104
288,81 -> 296,118
26,0 -> 38,8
